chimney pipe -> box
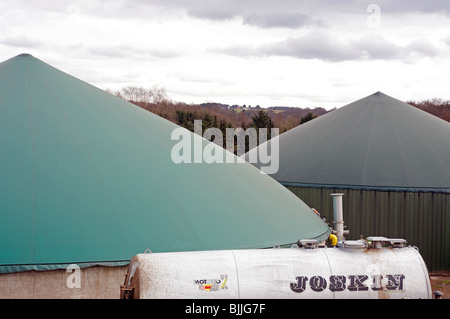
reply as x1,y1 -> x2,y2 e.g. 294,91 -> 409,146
331,193 -> 348,241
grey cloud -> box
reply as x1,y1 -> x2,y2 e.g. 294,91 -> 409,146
209,44 -> 257,57
1,36 -> 42,48
446,36 -> 450,46
379,0 -> 450,14
405,39 -> 439,57
221,31 -> 441,62
353,34 -> 402,60
182,0 -> 240,20
260,31 -> 359,62
11,0 -> 450,29
242,12 -> 327,29
13,0 -> 450,20
132,0 -> 331,28
178,0 -> 327,29
11,0 -> 168,20
138,0 -> 450,18
354,35 -> 440,60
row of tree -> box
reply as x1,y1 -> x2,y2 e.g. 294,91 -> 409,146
106,86 -> 328,133
407,98 -> 450,122
106,85 -> 450,154
174,109 -> 278,154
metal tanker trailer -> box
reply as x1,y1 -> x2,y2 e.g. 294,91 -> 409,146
120,194 -> 432,299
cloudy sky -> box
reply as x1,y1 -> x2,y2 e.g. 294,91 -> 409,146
1,0 -> 450,109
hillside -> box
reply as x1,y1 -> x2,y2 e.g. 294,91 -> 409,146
107,86 -> 449,135
140,101 -> 329,135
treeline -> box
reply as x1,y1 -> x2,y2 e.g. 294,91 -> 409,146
106,86 -> 450,143
407,98 -> 450,122
106,86 -> 329,134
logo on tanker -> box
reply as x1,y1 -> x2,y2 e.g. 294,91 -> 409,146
290,274 -> 405,293
194,275 -> 228,291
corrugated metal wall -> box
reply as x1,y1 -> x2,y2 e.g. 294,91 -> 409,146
286,186 -> 450,274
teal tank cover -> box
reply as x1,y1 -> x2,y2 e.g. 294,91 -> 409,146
0,54 -> 330,273
247,91 -> 450,193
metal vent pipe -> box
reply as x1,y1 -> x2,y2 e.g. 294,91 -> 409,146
331,193 -> 347,240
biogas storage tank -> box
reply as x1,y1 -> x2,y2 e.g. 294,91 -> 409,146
120,237 -> 432,299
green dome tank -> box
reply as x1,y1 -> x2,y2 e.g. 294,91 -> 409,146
0,54 -> 330,273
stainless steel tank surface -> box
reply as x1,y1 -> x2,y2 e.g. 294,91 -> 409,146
121,238 -> 432,299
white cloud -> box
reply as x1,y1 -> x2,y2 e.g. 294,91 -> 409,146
88,45 -> 180,60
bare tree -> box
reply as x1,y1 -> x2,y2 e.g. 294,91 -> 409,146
120,86 -> 153,104
105,88 -> 124,99
149,85 -> 171,105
